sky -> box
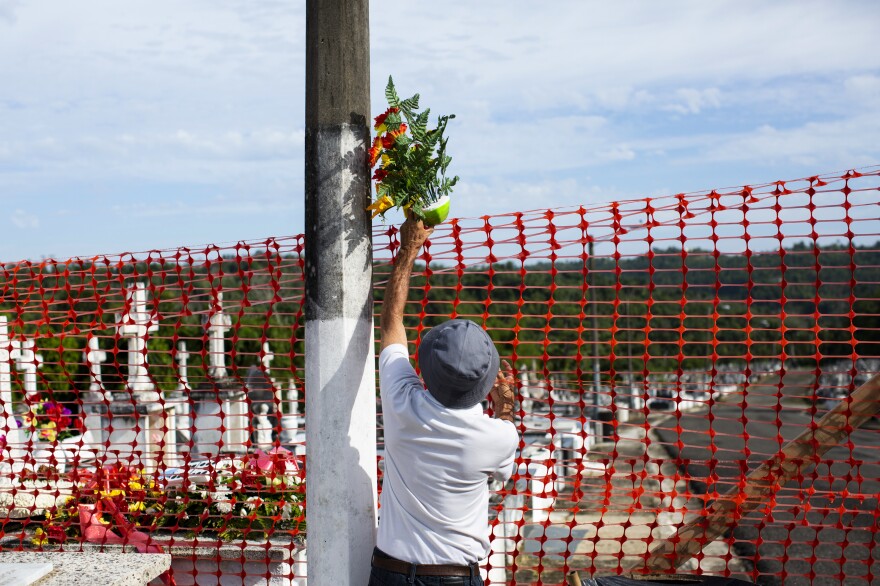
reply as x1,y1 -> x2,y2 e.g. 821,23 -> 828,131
0,0 -> 878,261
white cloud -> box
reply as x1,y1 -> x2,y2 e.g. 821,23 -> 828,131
665,88 -> 722,115
0,1 -> 19,25
11,208 -> 38,229
699,115 -> 880,167
598,145 -> 636,162
110,196 -> 297,219
845,74 -> 880,104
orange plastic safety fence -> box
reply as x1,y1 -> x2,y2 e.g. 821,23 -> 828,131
0,167 -> 877,586
373,168 -> 880,586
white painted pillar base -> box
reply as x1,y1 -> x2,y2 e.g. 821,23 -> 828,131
305,317 -> 377,584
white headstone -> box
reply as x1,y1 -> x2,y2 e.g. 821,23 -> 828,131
115,283 -> 159,399
176,341 -> 190,391
205,291 -> 232,379
11,338 -> 43,401
253,404 -> 273,450
84,334 -> 110,402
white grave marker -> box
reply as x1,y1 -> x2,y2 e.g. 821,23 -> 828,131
11,338 -> 42,401
253,404 -> 273,450
261,341 -> 276,389
115,283 -> 159,400
168,341 -> 193,445
176,341 -> 190,391
205,291 -> 232,379
84,334 -> 110,402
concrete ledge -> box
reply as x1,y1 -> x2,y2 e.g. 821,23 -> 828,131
0,551 -> 170,586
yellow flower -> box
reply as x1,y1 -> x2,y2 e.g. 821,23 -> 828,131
129,481 -> 143,491
366,195 -> 394,219
128,501 -> 146,513
99,489 -> 124,499
375,123 -> 387,134
39,422 -> 58,443
32,528 -> 48,546
381,154 -> 391,166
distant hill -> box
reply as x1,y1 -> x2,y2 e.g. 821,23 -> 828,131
0,241 -> 877,401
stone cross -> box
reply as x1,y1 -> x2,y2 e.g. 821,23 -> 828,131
11,338 -> 43,401
176,341 -> 190,391
116,282 -> 159,398
205,291 -> 232,379
84,334 -> 109,402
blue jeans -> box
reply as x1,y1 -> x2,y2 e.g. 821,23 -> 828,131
368,565 -> 482,585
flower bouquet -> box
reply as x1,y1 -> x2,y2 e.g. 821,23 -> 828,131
34,449 -> 305,546
23,399 -> 79,442
367,76 -> 459,226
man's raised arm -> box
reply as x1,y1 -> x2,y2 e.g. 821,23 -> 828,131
380,218 -> 433,350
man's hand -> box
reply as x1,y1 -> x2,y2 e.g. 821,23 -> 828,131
380,217 -> 434,350
398,217 -> 434,254
489,359 -> 516,423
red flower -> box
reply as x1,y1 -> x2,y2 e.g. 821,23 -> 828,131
373,107 -> 399,128
372,168 -> 388,182
381,134 -> 396,149
47,525 -> 67,543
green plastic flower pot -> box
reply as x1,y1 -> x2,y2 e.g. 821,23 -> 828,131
418,195 -> 451,226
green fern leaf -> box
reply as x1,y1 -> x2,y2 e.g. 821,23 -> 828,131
385,76 -> 400,108
400,94 -> 420,113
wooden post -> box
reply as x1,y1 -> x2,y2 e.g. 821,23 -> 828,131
304,1 -> 377,584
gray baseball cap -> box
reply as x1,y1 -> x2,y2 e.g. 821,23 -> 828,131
418,319 -> 500,409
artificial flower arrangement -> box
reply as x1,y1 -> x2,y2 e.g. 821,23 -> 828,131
23,399 -> 80,442
367,76 -> 459,226
33,448 -> 305,547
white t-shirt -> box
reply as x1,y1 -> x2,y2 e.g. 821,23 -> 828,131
377,343 -> 519,565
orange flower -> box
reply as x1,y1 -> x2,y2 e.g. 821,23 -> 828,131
380,123 -> 408,150
369,136 -> 383,166
391,123 -> 407,138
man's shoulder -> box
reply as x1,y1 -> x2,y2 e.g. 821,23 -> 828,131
463,411 -> 519,444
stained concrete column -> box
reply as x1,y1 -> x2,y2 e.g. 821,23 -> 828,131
304,1 -> 377,584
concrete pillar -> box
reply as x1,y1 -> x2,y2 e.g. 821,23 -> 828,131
304,1 -> 377,584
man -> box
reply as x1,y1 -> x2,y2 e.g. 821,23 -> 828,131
370,217 -> 519,586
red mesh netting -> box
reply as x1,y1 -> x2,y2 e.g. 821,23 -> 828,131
1,167 -> 879,585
